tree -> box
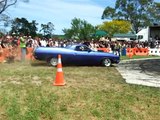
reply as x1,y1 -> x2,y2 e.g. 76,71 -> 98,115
102,0 -> 160,33
0,14 -> 11,27
0,0 -> 29,14
10,17 -> 38,37
0,0 -> 29,33
63,18 -> 96,40
98,20 -> 132,37
40,22 -> 55,38
29,20 -> 38,37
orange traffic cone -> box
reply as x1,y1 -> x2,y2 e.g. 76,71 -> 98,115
53,54 -> 65,86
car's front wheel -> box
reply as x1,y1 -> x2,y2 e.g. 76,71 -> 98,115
49,58 -> 58,67
102,58 -> 112,67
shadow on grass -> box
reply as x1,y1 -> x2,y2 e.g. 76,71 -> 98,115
30,60 -> 118,68
30,61 -> 49,67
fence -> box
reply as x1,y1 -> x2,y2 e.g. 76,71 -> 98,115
0,46 -> 160,63
96,47 -> 160,57
0,46 -> 34,63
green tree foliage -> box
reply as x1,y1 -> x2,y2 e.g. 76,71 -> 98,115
0,0 -> 29,33
10,17 -> 38,37
102,0 -> 160,32
98,20 -> 131,37
40,22 -> 55,38
63,18 -> 96,40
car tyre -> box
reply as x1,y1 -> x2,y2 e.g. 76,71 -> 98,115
102,58 -> 111,67
49,58 -> 58,67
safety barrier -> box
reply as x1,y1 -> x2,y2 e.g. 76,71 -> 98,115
97,48 -> 110,52
97,47 -> 151,56
126,48 -> 134,56
149,48 -> 160,56
96,47 -> 160,56
134,48 -> 149,56
26,47 -> 34,60
0,46 -> 5,62
0,46 -> 34,63
0,46 -> 159,63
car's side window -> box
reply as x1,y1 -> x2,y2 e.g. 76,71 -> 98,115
75,46 -> 89,51
83,46 -> 90,51
75,46 -> 82,51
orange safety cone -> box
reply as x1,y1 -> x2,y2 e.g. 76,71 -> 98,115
53,54 -> 65,86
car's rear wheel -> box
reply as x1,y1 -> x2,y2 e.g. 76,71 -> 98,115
49,58 -> 58,67
102,58 -> 111,67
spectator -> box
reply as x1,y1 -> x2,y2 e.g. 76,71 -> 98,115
19,33 -> 27,61
115,42 -> 122,56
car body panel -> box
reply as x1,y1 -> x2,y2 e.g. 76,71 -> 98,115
33,44 -> 120,66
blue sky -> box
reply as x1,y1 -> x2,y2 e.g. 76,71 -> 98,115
6,0 -> 116,34
6,0 -> 160,35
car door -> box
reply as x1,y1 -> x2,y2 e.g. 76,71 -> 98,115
73,45 -> 95,65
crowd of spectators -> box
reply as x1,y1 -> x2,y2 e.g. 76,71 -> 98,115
0,34 -> 160,51
1,34 -> 160,62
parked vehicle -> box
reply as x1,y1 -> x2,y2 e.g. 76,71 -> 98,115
136,26 -> 160,42
33,44 -> 120,67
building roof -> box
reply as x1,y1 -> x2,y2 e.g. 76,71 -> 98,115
94,30 -> 108,36
113,33 -> 137,39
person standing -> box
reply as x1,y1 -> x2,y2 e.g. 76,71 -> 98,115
20,34 -> 26,61
115,42 -> 122,57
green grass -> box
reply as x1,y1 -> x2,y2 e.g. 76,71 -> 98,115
0,61 -> 160,120
121,55 -> 160,60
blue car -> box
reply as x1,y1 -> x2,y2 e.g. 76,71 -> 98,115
33,44 -> 120,67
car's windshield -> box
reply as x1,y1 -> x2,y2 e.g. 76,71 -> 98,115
65,45 -> 76,50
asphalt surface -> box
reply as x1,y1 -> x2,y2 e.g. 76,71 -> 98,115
117,58 -> 160,88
